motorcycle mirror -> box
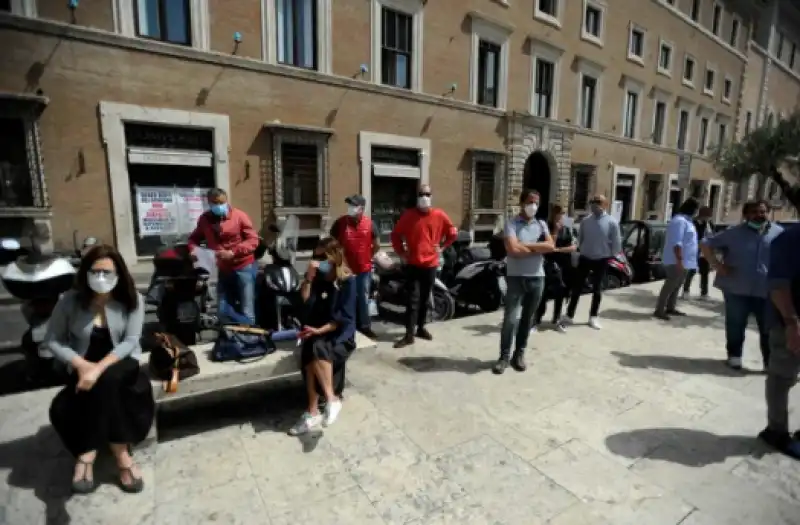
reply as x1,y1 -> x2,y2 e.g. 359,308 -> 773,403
0,238 -> 21,250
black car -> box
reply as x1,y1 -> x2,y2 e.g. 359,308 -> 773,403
620,220 -> 668,283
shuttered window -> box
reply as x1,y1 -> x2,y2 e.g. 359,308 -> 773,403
474,160 -> 496,209
281,143 -> 319,207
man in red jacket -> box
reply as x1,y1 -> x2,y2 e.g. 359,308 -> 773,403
188,188 -> 260,324
330,194 -> 380,339
391,183 -> 457,348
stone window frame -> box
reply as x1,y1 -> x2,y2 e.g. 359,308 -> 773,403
113,0 -> 211,50
711,1 -> 724,37
6,0 -> 36,16
627,23 -> 646,67
713,113 -> 731,152
722,74 -> 734,105
675,96 -> 695,151
682,53 -> 696,88
580,0 -> 606,48
268,126 -> 332,213
649,87 -> 671,147
620,76 -> 644,141
529,38 -> 564,120
703,62 -> 717,97
729,13 -> 742,48
370,0 -> 424,93
575,57 -> 604,131
262,0 -> 333,73
534,0 -> 561,29
470,150 -> 506,213
0,96 -> 49,215
468,12 -> 511,110
657,38 -> 674,78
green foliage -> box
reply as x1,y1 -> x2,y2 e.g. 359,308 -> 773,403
713,110 -> 800,208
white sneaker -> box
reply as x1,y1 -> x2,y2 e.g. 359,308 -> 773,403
288,413 -> 322,436
555,322 -> 567,333
726,357 -> 743,370
323,399 -> 343,427
588,317 -> 602,330
530,325 -> 538,334
559,315 -> 573,326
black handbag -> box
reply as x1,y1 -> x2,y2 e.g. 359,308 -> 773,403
211,324 -> 276,363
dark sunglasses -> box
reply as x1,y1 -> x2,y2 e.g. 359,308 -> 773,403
418,192 -> 432,197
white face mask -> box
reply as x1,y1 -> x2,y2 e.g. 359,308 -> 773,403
417,196 -> 432,209
347,205 -> 362,217
87,273 -> 118,294
524,203 -> 538,218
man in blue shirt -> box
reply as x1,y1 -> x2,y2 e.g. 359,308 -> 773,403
494,189 -> 554,375
654,198 -> 700,320
760,222 -> 800,459
700,200 -> 783,370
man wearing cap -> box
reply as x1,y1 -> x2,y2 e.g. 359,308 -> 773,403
330,194 -> 380,339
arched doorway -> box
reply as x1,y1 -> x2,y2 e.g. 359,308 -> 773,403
522,151 -> 552,219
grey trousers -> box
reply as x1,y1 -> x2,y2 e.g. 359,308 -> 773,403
766,327 -> 800,434
655,264 -> 688,315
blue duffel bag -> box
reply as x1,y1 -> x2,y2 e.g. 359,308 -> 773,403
211,324 -> 276,363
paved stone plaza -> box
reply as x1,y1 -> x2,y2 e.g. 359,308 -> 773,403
1,281 -> 799,525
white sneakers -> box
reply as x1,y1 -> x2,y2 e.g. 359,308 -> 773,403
288,399 -> 344,436
555,316 -> 601,330
726,356 -> 743,370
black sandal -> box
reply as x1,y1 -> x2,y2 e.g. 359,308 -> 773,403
118,463 -> 144,494
71,459 -> 97,494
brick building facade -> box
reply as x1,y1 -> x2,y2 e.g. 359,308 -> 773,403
0,0 -> 798,264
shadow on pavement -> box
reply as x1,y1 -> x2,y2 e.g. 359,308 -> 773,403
606,428 -> 770,466
156,381 -> 330,453
611,351 -> 762,376
463,323 -> 500,336
397,356 -> 493,375
601,308 -> 724,328
0,426 -> 76,524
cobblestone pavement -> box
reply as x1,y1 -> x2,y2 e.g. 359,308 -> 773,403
1,282 -> 799,525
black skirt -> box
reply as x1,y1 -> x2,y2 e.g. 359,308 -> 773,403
300,336 -> 356,398
49,327 -> 155,457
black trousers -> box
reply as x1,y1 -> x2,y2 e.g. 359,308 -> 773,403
301,336 -> 356,398
49,358 -> 155,457
536,266 -> 573,324
403,265 -> 437,336
683,257 -> 710,296
566,256 -> 609,318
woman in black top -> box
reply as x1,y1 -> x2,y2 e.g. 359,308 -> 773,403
289,238 -> 357,436
535,205 -> 577,332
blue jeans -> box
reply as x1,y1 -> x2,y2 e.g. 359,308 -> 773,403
723,292 -> 770,363
499,276 -> 544,359
354,271 -> 372,331
217,262 -> 257,325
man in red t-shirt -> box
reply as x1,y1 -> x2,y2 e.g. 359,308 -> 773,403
188,188 -> 260,324
390,183 -> 457,348
330,194 -> 380,339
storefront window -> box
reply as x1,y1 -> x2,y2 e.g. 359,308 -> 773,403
370,146 -> 420,245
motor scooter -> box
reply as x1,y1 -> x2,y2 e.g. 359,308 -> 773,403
0,236 -> 78,385
371,253 -> 456,322
439,231 -> 506,312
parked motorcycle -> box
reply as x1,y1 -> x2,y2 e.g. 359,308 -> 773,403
147,243 -> 215,346
439,231 -> 506,312
371,252 -> 456,323
257,216 -> 302,332
0,237 -> 77,385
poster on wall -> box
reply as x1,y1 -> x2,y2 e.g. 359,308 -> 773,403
135,187 -> 179,237
135,186 -> 210,237
175,188 -> 209,234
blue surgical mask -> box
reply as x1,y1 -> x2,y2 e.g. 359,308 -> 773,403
210,203 -> 228,217
747,220 -> 765,230
318,260 -> 332,274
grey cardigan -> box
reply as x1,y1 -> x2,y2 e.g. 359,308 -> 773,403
45,289 -> 145,365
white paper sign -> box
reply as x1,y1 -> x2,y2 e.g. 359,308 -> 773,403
192,247 -> 218,282
136,188 -> 179,236
612,200 -> 624,222
175,188 -> 209,234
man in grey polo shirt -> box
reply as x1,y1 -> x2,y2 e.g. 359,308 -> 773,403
493,189 -> 554,375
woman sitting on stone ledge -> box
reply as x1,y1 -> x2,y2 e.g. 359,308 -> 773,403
289,237 -> 357,436
45,245 -> 154,494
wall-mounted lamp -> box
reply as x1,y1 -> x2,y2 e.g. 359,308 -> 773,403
68,0 -> 79,8
359,64 -> 369,76
68,0 -> 78,23
233,32 -> 242,43
449,83 -> 457,93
